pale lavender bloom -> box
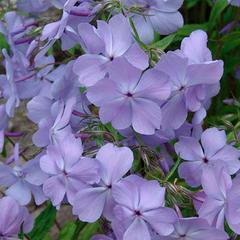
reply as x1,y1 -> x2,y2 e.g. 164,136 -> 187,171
179,30 -> 212,64
73,14 -> 148,86
198,166 -> 240,234
0,148 -> 48,205
40,133 -> 100,208
198,166 -> 229,230
0,11 -> 37,53
157,30 -> 223,130
0,196 -> 33,238
0,49 -> 20,118
112,175 -> 177,240
87,58 -> 171,135
158,217 -> 228,240
73,143 -> 134,222
156,31 -> 223,130
121,0 -> 184,44
38,0 -> 98,57
175,127 -> 240,187
226,175 -> 240,234
0,48 -> 53,131
28,96 -> 76,147
27,61 -> 89,147
1,47 -> 54,103
228,0 -> 240,6
198,166 -> 240,233
17,0 -> 52,13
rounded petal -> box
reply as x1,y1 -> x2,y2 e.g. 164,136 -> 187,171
201,128 -> 226,158
178,161 -> 203,187
40,146 -> 63,175
69,157 -> 100,184
186,61 -> 224,87
132,98 -> 162,135
73,54 -> 108,87
99,98 -> 132,130
73,187 -> 107,222
124,218 -> 151,240
134,69 -> 171,101
175,136 -> 204,161
96,143 -> 134,185
6,181 -> 32,206
131,15 -> 154,44
124,43 -> 149,70
180,30 -> 212,63
43,175 -> 66,207
143,207 -> 177,236
149,11 -> 183,35
161,93 -> 188,130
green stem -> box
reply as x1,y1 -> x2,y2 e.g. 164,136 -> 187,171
165,156 -> 181,182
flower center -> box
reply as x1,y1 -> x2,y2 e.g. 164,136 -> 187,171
134,210 -> 142,216
202,157 -> 209,164
63,170 -> 68,177
125,92 -> 133,97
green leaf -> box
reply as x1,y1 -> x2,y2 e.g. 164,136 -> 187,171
186,0 -> 199,8
221,32 -> 240,54
59,222 -> 76,240
79,222 -> 100,240
208,0 -> 228,31
0,33 -> 10,52
151,34 -> 176,50
71,221 -> 88,240
176,24 -> 208,37
28,203 -> 56,240
59,221 -> 87,240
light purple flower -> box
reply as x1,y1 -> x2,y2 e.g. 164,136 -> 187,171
28,96 -> 76,147
175,127 -> 240,187
73,14 -> 148,86
40,132 -> 100,208
37,0 -> 98,57
228,0 -> 240,6
73,143 -> 134,222
121,0 -> 184,44
198,166 -> 230,230
112,175 -> 177,240
0,11 -> 37,53
17,0 -> 52,13
0,145 -> 48,205
156,30 -> 223,130
156,53 -> 223,130
158,217 -> 228,240
226,175 -> 240,234
198,166 -> 240,233
0,196 -> 33,238
0,49 -> 20,118
87,57 -> 171,135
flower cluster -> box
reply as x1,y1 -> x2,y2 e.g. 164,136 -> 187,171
0,0 -> 239,239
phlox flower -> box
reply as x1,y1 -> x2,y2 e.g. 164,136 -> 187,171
112,175 -> 177,240
175,127 -> 240,187
0,196 -> 33,238
73,14 -> 148,86
87,57 -> 171,135
73,143 -> 133,222
40,132 -> 99,208
0,145 -> 48,206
